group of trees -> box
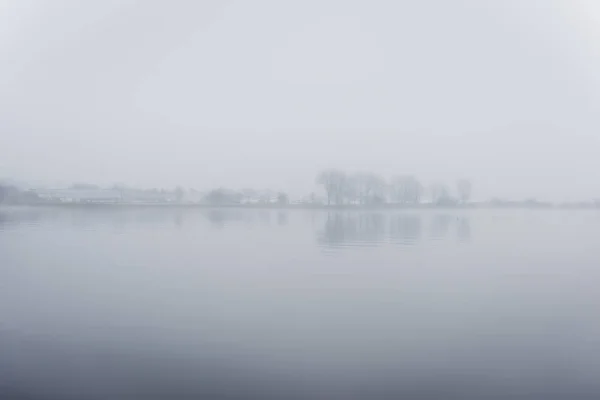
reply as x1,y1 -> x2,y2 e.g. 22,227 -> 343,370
316,170 -> 387,206
0,184 -> 40,204
110,185 -> 290,205
316,169 -> 472,206
202,188 -> 289,206
1,175 -> 472,207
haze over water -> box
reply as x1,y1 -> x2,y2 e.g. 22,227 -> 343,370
2,207 -> 600,399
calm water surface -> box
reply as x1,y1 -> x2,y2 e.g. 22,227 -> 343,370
1,207 -> 600,399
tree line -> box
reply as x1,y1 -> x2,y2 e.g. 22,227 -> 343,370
316,169 -> 472,206
1,174 -> 470,206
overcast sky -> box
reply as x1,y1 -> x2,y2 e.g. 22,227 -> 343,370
2,0 -> 600,200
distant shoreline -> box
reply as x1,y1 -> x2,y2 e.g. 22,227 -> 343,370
3,202 -> 599,210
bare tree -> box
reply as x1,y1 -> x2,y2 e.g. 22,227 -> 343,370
343,175 -> 359,205
277,192 -> 289,205
352,173 -> 367,205
174,186 -> 185,203
203,188 -> 241,205
457,179 -> 472,204
391,175 -> 422,205
353,172 -> 385,205
316,169 -> 347,205
429,183 -> 453,205
369,174 -> 387,204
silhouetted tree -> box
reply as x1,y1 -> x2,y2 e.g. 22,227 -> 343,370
457,179 -> 472,204
353,173 -> 385,205
20,190 -> 41,204
316,169 -> 347,205
277,192 -> 289,205
0,185 -> 25,204
391,175 -> 422,205
343,175 -> 359,205
429,183 -> 455,205
203,189 -> 241,205
174,186 -> 185,203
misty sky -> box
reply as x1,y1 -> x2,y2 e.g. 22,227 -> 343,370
2,0 -> 600,201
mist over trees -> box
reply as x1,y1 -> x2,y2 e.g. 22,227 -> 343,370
390,175 -> 422,205
315,170 -> 472,206
316,169 -> 346,205
8,172 -> 598,208
2,172 -> 600,208
0,172 -> 474,207
317,170 -> 396,206
0,183 -> 40,204
457,179 -> 472,204
429,183 -> 453,206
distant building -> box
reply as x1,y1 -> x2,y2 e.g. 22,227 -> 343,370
120,189 -> 175,204
35,189 -> 122,203
239,194 -> 279,205
296,193 -> 325,205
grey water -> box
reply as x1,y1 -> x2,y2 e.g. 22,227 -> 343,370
2,207 -> 600,399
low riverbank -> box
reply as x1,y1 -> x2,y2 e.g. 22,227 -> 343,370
3,201 -> 599,210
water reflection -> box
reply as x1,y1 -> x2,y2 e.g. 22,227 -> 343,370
205,209 -> 236,228
0,207 -> 294,231
173,211 -> 183,228
317,212 -> 470,249
277,211 -> 288,226
201,209 -> 289,228
389,214 -> 422,244
457,216 -> 471,241
0,208 -> 471,247
258,210 -> 271,225
317,213 -> 385,248
0,208 -> 44,229
429,214 -> 453,239
4,208 -> 600,399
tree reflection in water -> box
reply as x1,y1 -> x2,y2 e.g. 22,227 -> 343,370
317,212 -> 470,249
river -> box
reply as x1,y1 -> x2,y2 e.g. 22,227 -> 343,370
1,207 -> 600,399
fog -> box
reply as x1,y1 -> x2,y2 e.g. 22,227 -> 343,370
2,0 -> 600,201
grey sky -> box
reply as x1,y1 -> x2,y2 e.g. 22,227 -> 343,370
1,0 -> 600,200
